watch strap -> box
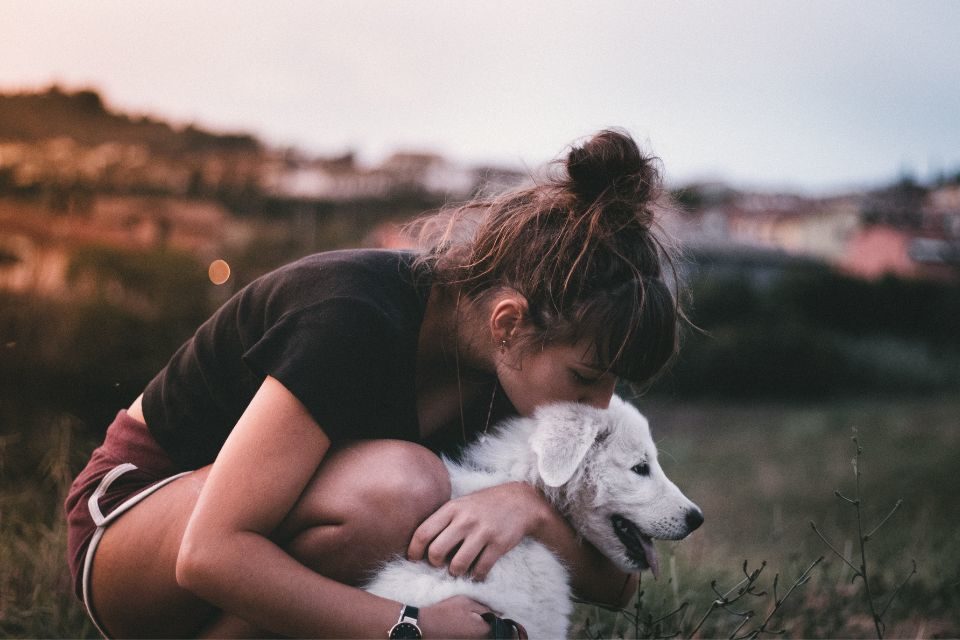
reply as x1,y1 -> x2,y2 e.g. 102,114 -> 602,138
482,612 -> 529,639
388,603 -> 422,639
400,604 -> 419,622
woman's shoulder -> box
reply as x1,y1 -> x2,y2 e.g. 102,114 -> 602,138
271,248 -> 418,282
240,248 -> 429,329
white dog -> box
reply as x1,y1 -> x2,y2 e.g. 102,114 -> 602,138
364,395 -> 703,638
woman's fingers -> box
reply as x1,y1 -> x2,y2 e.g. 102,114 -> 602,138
423,521 -> 467,567
448,534 -> 487,577
407,507 -> 452,560
469,543 -> 505,581
420,595 -> 494,638
409,484 -> 544,580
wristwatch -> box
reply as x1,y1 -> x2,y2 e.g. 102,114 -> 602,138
388,604 -> 422,639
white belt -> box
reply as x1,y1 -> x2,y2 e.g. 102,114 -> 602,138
81,463 -> 190,638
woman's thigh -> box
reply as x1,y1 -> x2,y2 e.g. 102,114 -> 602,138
89,439 -> 450,638
90,465 -> 215,638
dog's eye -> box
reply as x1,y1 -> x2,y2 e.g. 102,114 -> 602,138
631,463 -> 650,476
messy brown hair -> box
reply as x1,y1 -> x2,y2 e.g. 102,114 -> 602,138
412,129 -> 685,390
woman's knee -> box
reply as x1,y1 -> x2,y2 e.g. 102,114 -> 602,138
279,440 -> 450,543
277,441 -> 450,583
360,441 -> 451,520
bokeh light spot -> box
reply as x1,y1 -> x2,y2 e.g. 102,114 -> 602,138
208,259 -> 231,285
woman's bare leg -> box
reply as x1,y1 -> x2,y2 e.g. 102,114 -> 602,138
89,440 -> 450,638
273,439 -> 451,584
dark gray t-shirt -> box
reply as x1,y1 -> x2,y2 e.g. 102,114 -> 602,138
142,249 -> 430,470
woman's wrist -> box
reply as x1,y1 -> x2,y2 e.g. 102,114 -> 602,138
515,481 -> 558,540
513,483 -> 631,606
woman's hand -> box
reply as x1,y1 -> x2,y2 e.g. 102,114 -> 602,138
407,482 -> 548,581
419,595 -> 494,638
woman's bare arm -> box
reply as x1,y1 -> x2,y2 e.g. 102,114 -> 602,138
409,481 -> 637,609
176,376 -> 491,637
526,484 -> 639,607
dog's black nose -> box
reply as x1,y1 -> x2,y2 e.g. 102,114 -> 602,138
685,507 -> 704,532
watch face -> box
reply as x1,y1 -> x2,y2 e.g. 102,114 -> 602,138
389,622 -> 422,639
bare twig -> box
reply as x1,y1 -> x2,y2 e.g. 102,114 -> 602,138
809,522 -> 861,576
744,557 -> 824,639
878,559 -> 917,619
811,430 -> 912,640
688,560 -> 799,640
651,602 -> 689,627
727,614 -> 752,639
640,601 -> 688,640
850,436 -> 884,639
834,490 -> 859,505
863,500 -> 903,542
687,600 -> 722,639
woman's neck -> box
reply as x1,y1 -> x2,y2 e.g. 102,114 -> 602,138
415,284 -> 496,438
420,285 -> 492,378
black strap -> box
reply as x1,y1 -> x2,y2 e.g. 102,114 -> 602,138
481,612 -> 529,639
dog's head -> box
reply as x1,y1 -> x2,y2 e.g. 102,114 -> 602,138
528,396 -> 703,577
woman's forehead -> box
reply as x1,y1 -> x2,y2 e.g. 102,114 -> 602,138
551,338 -> 604,368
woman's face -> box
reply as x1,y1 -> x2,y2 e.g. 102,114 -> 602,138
495,337 -> 618,417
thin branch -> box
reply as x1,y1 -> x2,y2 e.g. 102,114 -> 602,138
743,560 -> 766,582
651,602 -> 689,627
878,559 -> 918,619
754,557 -> 824,634
716,577 -> 748,601
834,490 -> 860,505
848,436 -> 885,640
863,500 -> 903,542
810,522 -> 861,575
727,613 -> 753,639
641,601 -> 687,640
687,601 -> 721,639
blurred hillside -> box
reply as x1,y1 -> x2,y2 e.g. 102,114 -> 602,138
0,86 -> 260,152
1,86 -> 959,433
0,86 -> 523,211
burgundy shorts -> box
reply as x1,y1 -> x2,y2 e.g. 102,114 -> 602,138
64,410 -> 187,620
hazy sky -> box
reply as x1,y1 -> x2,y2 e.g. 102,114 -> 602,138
2,1 -> 958,193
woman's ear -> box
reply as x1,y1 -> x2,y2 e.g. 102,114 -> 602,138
488,293 -> 528,346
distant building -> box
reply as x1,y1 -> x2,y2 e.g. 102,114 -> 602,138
671,187 -> 959,283
269,150 -> 487,201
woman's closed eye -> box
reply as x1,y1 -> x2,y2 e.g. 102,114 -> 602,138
570,369 -> 601,385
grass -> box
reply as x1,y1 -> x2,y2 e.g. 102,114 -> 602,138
571,395 -> 960,639
0,409 -> 97,639
2,396 -> 958,638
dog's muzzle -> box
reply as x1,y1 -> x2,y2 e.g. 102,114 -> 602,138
611,514 -> 660,578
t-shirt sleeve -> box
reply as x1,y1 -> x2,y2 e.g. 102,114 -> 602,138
241,299 -> 399,442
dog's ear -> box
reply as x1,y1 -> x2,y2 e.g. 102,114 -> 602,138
529,406 -> 602,487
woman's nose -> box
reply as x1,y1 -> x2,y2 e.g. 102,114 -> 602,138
580,381 -> 616,409
582,395 -> 611,409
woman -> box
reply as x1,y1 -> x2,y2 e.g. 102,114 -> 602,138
65,129 -> 684,638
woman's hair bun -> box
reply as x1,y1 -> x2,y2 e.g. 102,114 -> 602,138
565,128 -> 659,206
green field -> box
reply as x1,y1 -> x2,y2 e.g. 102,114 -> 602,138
574,395 -> 960,639
2,397 -> 958,638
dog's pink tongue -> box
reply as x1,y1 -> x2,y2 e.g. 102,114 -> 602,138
640,538 -> 660,579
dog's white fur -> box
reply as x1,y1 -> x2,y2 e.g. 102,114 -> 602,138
364,396 -> 702,638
